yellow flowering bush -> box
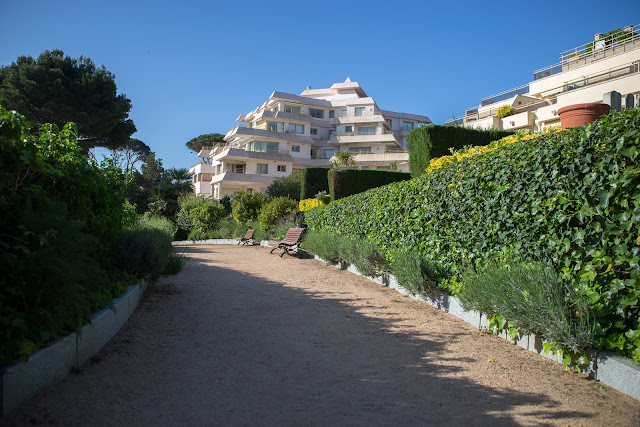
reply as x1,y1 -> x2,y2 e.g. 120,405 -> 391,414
426,131 -> 538,173
299,198 -> 325,211
496,105 -> 516,118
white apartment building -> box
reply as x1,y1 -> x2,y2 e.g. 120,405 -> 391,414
189,79 -> 431,198
447,24 -> 640,131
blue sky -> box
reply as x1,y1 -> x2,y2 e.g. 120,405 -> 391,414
2,0 -> 639,170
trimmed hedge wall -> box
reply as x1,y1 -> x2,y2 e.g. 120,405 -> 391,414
408,125 -> 514,177
307,109 -> 640,362
300,167 -> 330,200
329,169 -> 411,200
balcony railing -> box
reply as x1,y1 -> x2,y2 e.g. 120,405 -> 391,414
481,84 -> 530,106
533,24 -> 640,80
336,110 -> 377,118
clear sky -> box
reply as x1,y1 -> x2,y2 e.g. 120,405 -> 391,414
2,0 -> 639,170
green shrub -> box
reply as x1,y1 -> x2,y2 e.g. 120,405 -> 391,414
459,262 -> 594,352
176,194 -> 227,240
390,250 -> 450,296
307,108 -> 640,361
258,197 -> 297,229
231,190 -> 270,223
300,167 -> 330,200
267,170 -> 302,200
496,105 -> 516,118
328,169 -> 411,200
116,215 -> 178,278
0,107 -> 130,366
407,124 -> 514,176
302,230 -> 346,264
302,230 -> 388,276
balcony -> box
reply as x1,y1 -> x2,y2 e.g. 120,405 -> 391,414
225,126 -> 315,144
333,113 -> 386,125
533,24 -> 640,80
212,147 -> 292,162
500,111 -> 535,130
330,130 -> 398,144
211,169 -> 274,185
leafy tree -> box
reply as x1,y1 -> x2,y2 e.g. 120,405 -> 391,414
185,133 -> 226,152
109,138 -> 151,173
266,170 -> 302,200
147,168 -> 193,218
0,49 -> 136,150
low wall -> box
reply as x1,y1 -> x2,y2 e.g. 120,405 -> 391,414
0,280 -> 147,416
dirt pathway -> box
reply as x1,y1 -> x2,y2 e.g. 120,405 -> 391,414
3,245 -> 640,425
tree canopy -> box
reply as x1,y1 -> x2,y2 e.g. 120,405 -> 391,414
185,133 -> 225,152
0,49 -> 136,150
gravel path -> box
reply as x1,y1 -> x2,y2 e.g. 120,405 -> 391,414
3,245 -> 640,426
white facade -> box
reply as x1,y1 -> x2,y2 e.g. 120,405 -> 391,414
447,24 -> 640,131
189,79 -> 431,198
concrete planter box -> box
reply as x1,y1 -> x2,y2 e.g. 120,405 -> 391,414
1,283 -> 143,416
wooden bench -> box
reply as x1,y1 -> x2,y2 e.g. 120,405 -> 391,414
235,229 -> 255,246
268,227 -> 306,257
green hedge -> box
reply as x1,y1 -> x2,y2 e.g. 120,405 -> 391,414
307,108 -> 640,361
300,167 -> 330,200
329,169 -> 411,200
408,125 -> 514,177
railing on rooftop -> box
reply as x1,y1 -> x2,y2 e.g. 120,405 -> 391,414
481,84 -> 530,106
533,24 -> 640,80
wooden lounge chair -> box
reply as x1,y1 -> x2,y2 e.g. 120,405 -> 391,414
268,227 -> 306,257
235,229 -> 255,245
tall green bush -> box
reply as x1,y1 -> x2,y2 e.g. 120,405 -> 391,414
300,167 -> 330,200
258,197 -> 297,229
0,106 -> 130,366
307,108 -> 640,361
328,169 -> 411,200
407,124 -> 514,176
266,170 -> 302,200
231,190 -> 270,223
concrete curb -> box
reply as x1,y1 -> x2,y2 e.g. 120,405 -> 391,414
313,254 -> 640,401
1,281 -> 146,416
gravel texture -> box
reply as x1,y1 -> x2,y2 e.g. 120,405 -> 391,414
3,244 -> 640,426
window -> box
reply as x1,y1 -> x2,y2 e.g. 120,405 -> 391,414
284,104 -> 300,114
287,123 -> 304,134
267,121 -> 284,133
230,164 -> 245,173
249,141 -> 279,153
309,108 -> 324,119
329,110 -> 335,118
329,130 -> 335,139
310,128 -> 317,135
323,149 -> 334,159
345,126 -> 353,133
311,149 -> 317,158
341,109 -> 347,117
386,119 -> 392,127
402,121 -> 414,131
277,165 -> 287,172
358,126 -> 376,135
257,164 -> 268,174
349,147 -> 372,154
355,107 -> 365,116
291,145 -> 300,152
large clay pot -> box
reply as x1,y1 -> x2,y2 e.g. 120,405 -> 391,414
557,103 -> 610,129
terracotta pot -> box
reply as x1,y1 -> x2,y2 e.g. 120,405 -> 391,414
557,103 -> 610,130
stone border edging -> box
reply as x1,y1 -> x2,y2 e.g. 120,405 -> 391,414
0,280 -> 147,416
174,239 -> 640,400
